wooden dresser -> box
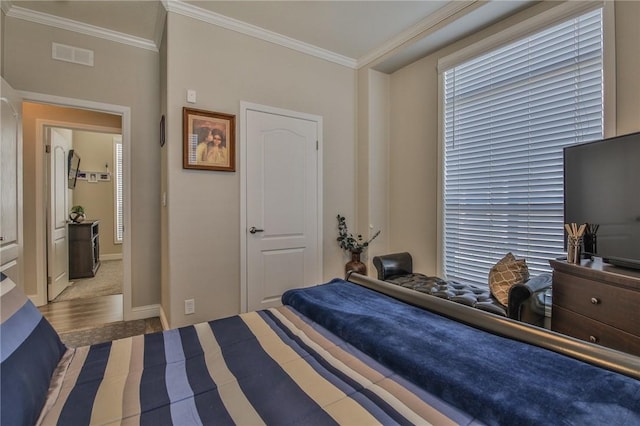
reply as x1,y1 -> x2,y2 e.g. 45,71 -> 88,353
69,221 -> 100,279
549,259 -> 640,356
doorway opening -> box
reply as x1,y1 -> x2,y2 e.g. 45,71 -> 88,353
47,127 -> 123,303
21,99 -> 130,333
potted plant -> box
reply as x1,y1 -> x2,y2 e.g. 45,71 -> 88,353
337,214 -> 380,276
69,205 -> 86,223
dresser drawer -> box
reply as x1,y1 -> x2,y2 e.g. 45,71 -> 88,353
552,306 -> 640,356
552,270 -> 640,335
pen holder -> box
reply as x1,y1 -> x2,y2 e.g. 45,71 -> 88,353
567,235 -> 583,264
583,233 -> 597,255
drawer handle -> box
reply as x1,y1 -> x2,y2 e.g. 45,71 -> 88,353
590,297 -> 600,305
589,335 -> 599,343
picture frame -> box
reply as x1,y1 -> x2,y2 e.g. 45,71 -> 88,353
183,107 -> 236,171
88,172 -> 98,183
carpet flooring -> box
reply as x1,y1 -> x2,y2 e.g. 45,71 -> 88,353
53,259 -> 123,302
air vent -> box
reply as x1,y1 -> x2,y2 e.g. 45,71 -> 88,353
52,42 -> 94,67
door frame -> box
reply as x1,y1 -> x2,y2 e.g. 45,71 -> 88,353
41,122 -> 122,302
21,90 -> 132,320
0,78 -> 23,286
239,101 -> 323,313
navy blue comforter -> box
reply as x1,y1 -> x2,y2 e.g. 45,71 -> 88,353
283,279 -> 640,426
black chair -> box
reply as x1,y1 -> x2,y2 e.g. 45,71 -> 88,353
372,252 -> 552,327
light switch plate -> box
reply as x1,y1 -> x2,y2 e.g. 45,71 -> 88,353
187,89 -> 196,103
185,299 -> 195,315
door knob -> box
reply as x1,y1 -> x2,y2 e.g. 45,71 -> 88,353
249,227 -> 264,234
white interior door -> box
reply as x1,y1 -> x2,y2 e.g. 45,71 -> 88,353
47,127 -> 72,300
245,107 -> 322,311
0,78 -> 23,285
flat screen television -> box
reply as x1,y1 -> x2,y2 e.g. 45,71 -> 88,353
564,131 -> 640,270
68,149 -> 81,189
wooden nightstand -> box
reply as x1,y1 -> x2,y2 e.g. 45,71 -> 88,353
549,258 -> 640,356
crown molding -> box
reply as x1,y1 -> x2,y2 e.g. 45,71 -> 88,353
6,5 -> 158,52
153,5 -> 167,49
163,0 -> 357,69
356,1 -> 476,69
436,0 -> 603,72
1,1 -> 13,16
5,0 -> 490,71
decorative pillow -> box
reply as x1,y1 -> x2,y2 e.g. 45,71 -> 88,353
488,253 -> 529,307
1,273 -> 67,426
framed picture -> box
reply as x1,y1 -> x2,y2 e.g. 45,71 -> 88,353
88,172 -> 98,183
183,107 -> 236,171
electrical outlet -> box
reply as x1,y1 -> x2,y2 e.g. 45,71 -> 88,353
184,299 -> 195,315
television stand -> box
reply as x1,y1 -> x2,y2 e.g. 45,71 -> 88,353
549,258 -> 640,356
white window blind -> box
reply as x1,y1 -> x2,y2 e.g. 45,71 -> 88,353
114,139 -> 124,243
442,8 -> 603,286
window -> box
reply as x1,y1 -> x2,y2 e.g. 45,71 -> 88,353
441,7 -> 604,286
114,136 -> 124,243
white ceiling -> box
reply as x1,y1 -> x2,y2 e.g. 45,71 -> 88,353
186,1 -> 449,60
7,0 -> 166,41
5,0 -> 536,72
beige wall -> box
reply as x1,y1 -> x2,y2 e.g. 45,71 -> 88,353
5,19 -> 160,307
72,130 -> 122,258
162,13 -> 357,327
1,9 -> 5,76
615,1 -> 640,135
159,18 -> 170,328
388,56 -> 440,275
385,1 -> 640,276
356,68 -> 390,272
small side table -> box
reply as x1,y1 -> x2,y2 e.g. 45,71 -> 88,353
69,220 -> 101,279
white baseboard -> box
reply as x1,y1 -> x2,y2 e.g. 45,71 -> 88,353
159,306 -> 169,331
101,253 -> 123,261
128,303 -> 160,321
28,293 -> 47,307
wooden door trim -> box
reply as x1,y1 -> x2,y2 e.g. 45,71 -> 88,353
239,102 -> 323,313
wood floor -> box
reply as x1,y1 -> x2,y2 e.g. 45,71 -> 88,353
39,294 -> 124,334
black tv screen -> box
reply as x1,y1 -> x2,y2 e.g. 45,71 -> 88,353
564,131 -> 640,270
68,149 -> 81,189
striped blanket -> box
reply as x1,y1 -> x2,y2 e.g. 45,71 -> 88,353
38,306 -> 473,425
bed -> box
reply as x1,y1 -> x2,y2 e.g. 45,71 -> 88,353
2,272 -> 640,425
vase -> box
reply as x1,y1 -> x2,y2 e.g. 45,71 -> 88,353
69,212 -> 86,223
345,251 -> 367,277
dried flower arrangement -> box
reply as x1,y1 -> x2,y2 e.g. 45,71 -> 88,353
336,214 -> 380,253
